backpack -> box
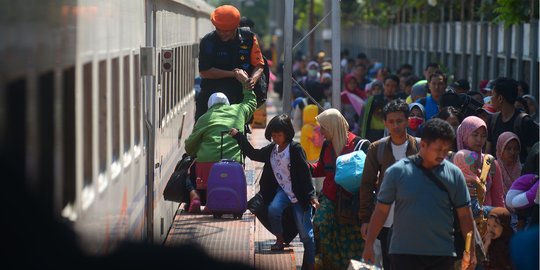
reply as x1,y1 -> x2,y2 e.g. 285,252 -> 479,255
319,137 -> 370,225
238,28 -> 270,107
489,111 -> 529,140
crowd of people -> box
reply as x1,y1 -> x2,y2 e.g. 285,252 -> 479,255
185,4 -> 539,270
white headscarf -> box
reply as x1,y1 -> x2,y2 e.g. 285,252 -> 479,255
315,108 -> 349,155
207,92 -> 230,108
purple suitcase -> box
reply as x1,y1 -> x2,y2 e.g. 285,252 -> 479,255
205,131 -> 247,219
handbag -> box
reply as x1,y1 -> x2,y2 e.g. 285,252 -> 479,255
163,154 -> 194,203
247,192 -> 266,215
335,185 -> 361,225
335,139 -> 370,193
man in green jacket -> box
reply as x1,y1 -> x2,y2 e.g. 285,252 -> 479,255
183,87 -> 256,213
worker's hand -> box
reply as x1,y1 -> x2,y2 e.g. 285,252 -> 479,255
233,69 -> 249,84
244,77 -> 256,89
229,128 -> 239,136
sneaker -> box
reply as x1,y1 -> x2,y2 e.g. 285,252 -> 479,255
188,198 -> 201,213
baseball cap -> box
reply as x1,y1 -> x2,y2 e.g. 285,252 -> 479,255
480,103 -> 496,114
451,79 -> 470,91
483,80 -> 494,91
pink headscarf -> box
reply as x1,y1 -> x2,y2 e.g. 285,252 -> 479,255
496,132 -> 522,193
453,150 -> 481,184
456,116 -> 487,151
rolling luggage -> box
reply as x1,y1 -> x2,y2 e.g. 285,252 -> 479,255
205,131 -> 247,219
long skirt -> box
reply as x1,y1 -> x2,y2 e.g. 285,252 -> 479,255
314,196 -> 364,270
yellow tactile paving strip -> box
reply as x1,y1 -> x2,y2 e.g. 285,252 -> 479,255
165,92 -> 303,269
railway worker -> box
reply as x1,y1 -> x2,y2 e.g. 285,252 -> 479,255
196,4 -> 265,121
184,82 -> 257,213
362,118 -> 477,270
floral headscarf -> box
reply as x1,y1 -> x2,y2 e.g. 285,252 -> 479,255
496,132 -> 522,193
453,150 -> 481,184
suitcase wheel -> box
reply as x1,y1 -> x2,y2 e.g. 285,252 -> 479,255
213,214 -> 222,219
233,213 -> 243,219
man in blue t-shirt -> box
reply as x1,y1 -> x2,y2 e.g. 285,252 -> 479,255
362,118 -> 477,270
416,71 -> 446,120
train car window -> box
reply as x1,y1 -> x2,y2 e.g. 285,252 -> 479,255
188,45 -> 193,99
83,63 -> 93,185
133,54 -> 141,147
181,46 -> 185,100
174,46 -> 183,105
123,55 -> 131,153
170,48 -> 174,111
159,53 -> 164,128
165,70 -> 169,119
172,47 -> 177,109
98,60 -> 108,172
63,66 -> 76,208
112,57 -> 120,162
38,71 -> 55,209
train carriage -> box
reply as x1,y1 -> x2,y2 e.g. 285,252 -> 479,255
0,0 -> 213,253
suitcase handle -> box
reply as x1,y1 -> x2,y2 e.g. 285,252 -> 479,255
220,130 -> 244,165
220,131 -> 228,160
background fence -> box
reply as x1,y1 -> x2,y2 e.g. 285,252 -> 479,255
338,21 -> 539,97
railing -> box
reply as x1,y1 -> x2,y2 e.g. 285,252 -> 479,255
336,21 -> 539,97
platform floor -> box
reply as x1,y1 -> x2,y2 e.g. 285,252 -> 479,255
164,93 -> 306,269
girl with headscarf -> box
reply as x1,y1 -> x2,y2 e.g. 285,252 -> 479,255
483,207 -> 514,270
496,132 -> 522,195
407,102 -> 425,137
310,109 -> 364,270
456,116 -> 504,208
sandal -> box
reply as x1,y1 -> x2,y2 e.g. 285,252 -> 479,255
270,243 -> 285,251
188,198 -> 201,213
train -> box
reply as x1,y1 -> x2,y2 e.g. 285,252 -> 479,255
0,0 -> 214,254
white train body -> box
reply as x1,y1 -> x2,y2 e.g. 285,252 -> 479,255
0,0 -> 214,253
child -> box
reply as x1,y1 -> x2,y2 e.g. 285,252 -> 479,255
407,102 -> 425,137
496,132 -> 521,195
300,104 -> 323,162
230,114 -> 319,270
453,149 -> 486,219
483,207 -> 514,270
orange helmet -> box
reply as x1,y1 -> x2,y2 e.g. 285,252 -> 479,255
211,5 -> 240,31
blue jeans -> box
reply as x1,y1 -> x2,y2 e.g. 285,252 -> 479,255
268,187 -> 315,264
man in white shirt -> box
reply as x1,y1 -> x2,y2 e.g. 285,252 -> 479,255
359,99 -> 421,269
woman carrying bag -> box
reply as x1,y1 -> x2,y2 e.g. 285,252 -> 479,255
310,109 -> 365,270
